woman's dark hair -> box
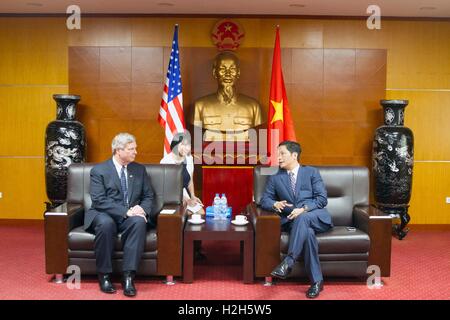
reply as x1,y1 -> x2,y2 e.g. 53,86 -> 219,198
170,132 -> 191,154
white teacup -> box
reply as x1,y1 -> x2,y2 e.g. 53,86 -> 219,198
191,213 -> 202,222
235,215 -> 247,223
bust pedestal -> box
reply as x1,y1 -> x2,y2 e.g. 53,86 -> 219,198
194,141 -> 263,215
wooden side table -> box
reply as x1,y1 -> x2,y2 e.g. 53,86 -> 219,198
183,218 -> 254,284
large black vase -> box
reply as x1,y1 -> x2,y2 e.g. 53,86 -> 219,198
372,99 -> 413,239
45,94 -> 86,209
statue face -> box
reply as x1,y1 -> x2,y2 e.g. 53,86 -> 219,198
214,57 -> 240,86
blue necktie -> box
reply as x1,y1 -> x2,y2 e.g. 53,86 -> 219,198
120,166 -> 129,207
289,171 -> 296,196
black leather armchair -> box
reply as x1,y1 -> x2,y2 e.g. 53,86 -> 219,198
247,166 -> 392,283
44,163 -> 186,283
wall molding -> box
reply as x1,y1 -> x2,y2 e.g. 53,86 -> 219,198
0,156 -> 44,159
386,88 -> 450,92
0,13 -> 449,22
414,160 -> 450,163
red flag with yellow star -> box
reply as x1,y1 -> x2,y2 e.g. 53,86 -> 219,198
267,26 -> 297,165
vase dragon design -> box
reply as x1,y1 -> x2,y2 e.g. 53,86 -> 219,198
45,95 -> 85,208
372,100 -> 413,240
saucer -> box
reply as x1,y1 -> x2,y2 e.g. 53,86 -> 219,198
188,218 -> 205,225
231,219 -> 248,226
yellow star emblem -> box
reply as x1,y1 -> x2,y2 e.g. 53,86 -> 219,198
225,24 -> 232,32
270,99 -> 284,124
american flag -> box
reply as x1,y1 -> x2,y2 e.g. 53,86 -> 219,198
158,25 -> 185,155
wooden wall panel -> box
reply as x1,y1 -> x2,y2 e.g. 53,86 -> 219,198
0,87 -> 66,156
131,18 -> 173,47
132,47 -> 164,83
68,18 -> 132,47
69,47 -> 100,85
68,44 -> 168,163
70,47 -> 385,171
0,158 -> 47,219
259,19 -> 324,48
1,16 -> 449,223
0,18 -> 68,220
0,18 -> 68,85
323,20 -> 361,48
131,18 -> 325,49
386,90 -> 450,161
321,19 -> 450,89
99,47 -> 132,83
386,21 -> 450,89
409,162 -> 450,224
384,89 -> 450,223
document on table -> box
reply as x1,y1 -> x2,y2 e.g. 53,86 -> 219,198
187,203 -> 203,213
160,209 -> 176,214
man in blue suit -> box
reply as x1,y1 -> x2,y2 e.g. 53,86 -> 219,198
260,141 -> 333,298
85,133 -> 154,297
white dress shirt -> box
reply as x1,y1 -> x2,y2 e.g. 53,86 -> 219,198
112,156 -> 128,189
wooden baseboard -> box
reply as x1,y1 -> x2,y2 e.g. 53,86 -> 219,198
0,219 -> 44,226
408,224 -> 450,231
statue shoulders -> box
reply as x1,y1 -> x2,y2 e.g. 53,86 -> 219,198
236,93 -> 262,108
193,94 -> 219,111
194,93 -> 218,104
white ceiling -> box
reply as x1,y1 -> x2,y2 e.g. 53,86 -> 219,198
1,0 -> 449,18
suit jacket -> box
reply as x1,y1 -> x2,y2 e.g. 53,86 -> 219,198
260,165 -> 333,227
84,159 -> 155,230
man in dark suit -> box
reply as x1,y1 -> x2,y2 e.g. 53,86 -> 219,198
260,141 -> 333,298
84,133 -> 154,297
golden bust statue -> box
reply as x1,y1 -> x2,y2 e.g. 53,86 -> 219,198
192,51 -> 263,141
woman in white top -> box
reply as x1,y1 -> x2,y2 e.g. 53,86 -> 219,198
160,132 -> 205,215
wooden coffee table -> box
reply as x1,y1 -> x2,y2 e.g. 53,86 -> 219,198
183,217 -> 254,284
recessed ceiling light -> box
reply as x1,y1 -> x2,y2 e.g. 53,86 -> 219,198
157,2 -> 174,6
26,2 -> 43,6
289,4 -> 306,8
419,6 -> 436,10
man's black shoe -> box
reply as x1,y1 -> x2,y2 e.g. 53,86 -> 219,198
306,281 -> 324,299
98,273 -> 116,294
270,259 -> 292,279
122,271 -> 137,297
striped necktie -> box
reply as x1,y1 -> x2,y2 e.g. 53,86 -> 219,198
288,171 -> 296,196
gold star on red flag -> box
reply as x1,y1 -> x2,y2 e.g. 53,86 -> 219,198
270,99 -> 284,124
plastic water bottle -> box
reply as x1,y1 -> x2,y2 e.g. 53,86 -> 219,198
220,193 -> 228,220
213,193 -> 221,220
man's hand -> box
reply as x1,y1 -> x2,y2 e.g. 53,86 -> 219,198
130,205 -> 145,215
287,208 -> 306,220
127,206 -> 147,223
273,200 -> 293,213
